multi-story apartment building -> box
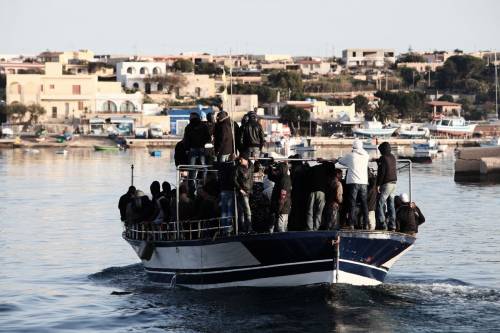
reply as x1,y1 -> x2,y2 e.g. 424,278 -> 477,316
6,62 -> 142,122
342,48 -> 396,68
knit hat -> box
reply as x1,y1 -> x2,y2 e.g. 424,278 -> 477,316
352,139 -> 363,150
400,193 -> 410,203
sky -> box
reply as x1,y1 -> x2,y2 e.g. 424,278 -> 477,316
1,0 -> 499,57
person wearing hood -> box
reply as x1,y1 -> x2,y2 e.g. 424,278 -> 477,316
266,162 -> 292,232
214,110 -> 240,162
118,185 -> 136,222
376,141 -> 397,231
183,112 -> 211,166
396,193 -> 425,236
337,139 -> 370,229
241,111 -> 265,157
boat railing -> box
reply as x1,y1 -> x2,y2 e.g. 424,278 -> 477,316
125,217 -> 234,241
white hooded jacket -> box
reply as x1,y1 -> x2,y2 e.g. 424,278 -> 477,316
338,140 -> 369,185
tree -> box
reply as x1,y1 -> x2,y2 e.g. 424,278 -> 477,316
369,100 -> 397,122
375,90 -> 427,121
398,53 -> 426,63
436,55 -> 485,90
353,95 -> 370,113
267,70 -> 303,96
279,105 -> 310,135
230,84 -> 277,104
195,62 -> 223,75
399,67 -> 421,88
438,94 -> 455,102
172,59 -> 194,73
144,74 -> 188,94
4,103 -> 28,123
26,104 -> 46,125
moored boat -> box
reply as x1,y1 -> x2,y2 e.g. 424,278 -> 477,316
94,145 -> 121,151
425,117 -> 476,137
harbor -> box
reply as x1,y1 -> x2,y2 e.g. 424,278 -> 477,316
1,147 -> 499,332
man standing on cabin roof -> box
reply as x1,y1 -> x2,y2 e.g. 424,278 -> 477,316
376,142 -> 397,231
306,160 -> 336,231
183,112 -> 211,167
241,111 -> 265,158
337,139 -> 370,230
214,110 -> 240,162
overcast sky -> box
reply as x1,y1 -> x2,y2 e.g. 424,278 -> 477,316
1,0 -> 499,56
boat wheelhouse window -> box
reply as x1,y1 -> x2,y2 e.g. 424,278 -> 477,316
441,120 -> 450,126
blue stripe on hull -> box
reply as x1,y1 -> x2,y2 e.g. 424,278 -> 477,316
144,260 -> 387,285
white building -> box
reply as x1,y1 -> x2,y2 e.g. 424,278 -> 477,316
342,49 -> 396,68
223,94 -> 259,121
285,100 -> 356,122
296,60 -> 331,75
116,61 -> 168,93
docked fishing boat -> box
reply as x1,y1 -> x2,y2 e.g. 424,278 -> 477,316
398,124 -> 430,139
122,159 -> 417,289
352,120 -> 397,138
425,117 -> 476,137
412,139 -> 438,158
480,137 -> 500,147
290,137 -> 316,152
94,145 -> 121,151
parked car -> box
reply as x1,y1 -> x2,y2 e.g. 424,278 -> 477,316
148,125 -> 163,139
135,127 -> 148,139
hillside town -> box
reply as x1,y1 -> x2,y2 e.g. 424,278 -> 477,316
0,48 -> 499,142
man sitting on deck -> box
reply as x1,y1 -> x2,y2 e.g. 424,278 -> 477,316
396,193 -> 426,236
118,186 -> 136,222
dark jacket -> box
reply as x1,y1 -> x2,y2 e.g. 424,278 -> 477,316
174,140 -> 188,166
377,142 -> 397,186
235,162 -> 254,194
183,118 -> 211,150
241,119 -> 265,149
309,162 -> 336,193
267,163 -> 292,214
216,161 -> 236,192
397,203 -> 425,234
118,192 -> 133,222
214,117 -> 239,156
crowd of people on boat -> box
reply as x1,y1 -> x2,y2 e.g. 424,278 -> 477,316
119,110 -> 425,237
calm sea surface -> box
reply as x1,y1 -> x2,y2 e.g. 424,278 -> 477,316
0,147 -> 499,333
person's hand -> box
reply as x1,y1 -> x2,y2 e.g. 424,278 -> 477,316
317,157 -> 324,162
240,189 -> 247,196
410,202 -> 416,209
377,186 -> 381,194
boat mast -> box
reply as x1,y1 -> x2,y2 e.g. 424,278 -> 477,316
495,51 -> 499,120
228,50 -> 239,236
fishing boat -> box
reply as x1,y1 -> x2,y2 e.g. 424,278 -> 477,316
94,145 -> 121,152
398,125 -> 429,139
290,137 -> 316,152
352,120 -> 397,138
425,117 -> 477,136
412,139 -> 438,158
122,159 -> 417,289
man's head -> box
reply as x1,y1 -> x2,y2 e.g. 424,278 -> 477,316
189,112 -> 200,121
217,111 -> 228,121
352,139 -> 363,151
400,193 -> 410,204
239,151 -> 250,166
335,169 -> 343,181
378,142 -> 392,155
128,186 -> 136,195
150,181 -> 161,196
162,181 -> 171,194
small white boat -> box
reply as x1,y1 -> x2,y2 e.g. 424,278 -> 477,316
353,120 -> 397,138
399,125 -> 430,139
24,148 -> 40,154
55,149 -> 68,155
480,137 -> 500,147
425,117 -> 476,136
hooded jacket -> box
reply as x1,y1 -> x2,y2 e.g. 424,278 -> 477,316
377,142 -> 397,186
241,117 -> 265,149
338,146 -> 369,185
183,118 -> 211,150
267,163 -> 292,214
214,116 -> 239,155
397,203 -> 425,234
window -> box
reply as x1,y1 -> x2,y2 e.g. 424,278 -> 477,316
52,107 -> 57,118
72,85 -> 81,95
152,67 -> 161,75
352,52 -> 357,57
65,103 -> 70,118
17,84 -> 22,94
50,84 -> 55,89
78,101 -> 84,110
235,97 -> 241,106
40,85 -> 44,92
132,82 -> 139,89
139,67 -> 147,75
102,100 -> 117,112
120,101 -> 136,112
157,83 -> 163,92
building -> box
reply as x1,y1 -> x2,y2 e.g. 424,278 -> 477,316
263,54 -> 292,62
223,94 -> 258,121
38,50 -> 95,64
427,101 -> 462,117
6,62 -> 142,123
0,62 -> 44,74
397,62 -> 442,72
342,49 -> 396,67
295,60 -> 331,75
167,106 -> 214,136
283,100 -> 356,121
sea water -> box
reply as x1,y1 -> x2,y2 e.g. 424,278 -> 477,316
0,148 -> 499,332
